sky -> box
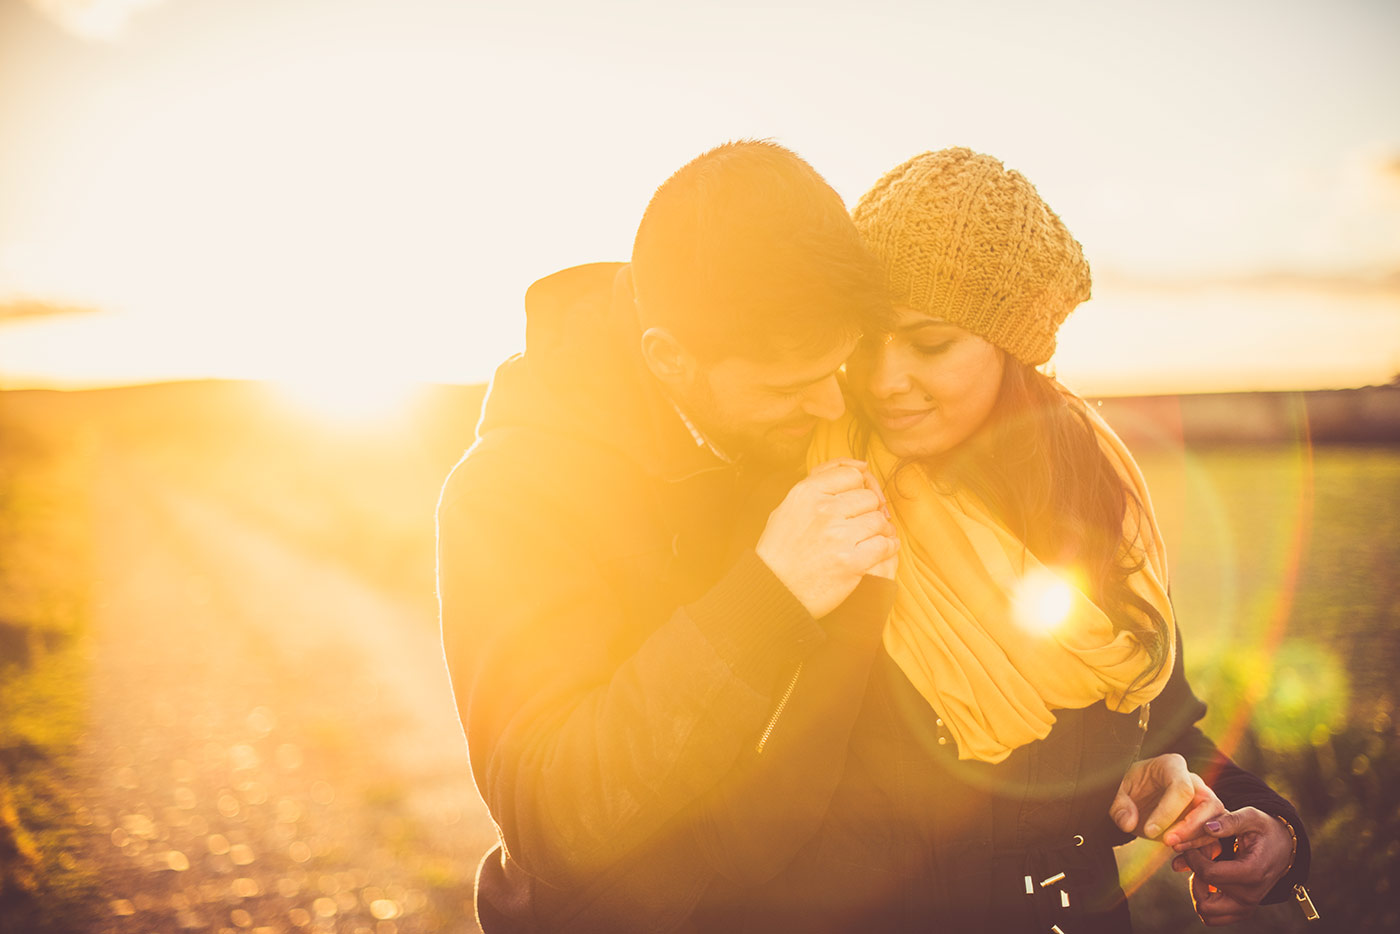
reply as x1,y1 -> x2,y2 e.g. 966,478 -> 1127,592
0,0 -> 1398,396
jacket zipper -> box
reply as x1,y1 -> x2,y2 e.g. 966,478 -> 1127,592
755,662 -> 802,754
1293,883 -> 1320,920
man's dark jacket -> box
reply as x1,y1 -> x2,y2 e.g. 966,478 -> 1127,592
437,263 -> 1309,933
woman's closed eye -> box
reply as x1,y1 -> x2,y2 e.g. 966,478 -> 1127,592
914,341 -> 954,356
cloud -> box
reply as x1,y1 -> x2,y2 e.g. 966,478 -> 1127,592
0,300 -> 99,322
1094,268 -> 1400,299
1076,145 -> 1400,283
23,0 -> 167,42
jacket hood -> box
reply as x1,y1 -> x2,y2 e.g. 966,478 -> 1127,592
475,263 -> 716,480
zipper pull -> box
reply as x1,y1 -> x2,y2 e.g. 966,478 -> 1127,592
1293,883 -> 1320,921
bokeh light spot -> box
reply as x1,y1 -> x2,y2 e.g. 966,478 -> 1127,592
370,899 -> 401,920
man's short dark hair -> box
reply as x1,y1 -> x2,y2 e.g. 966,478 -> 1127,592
631,140 -> 890,362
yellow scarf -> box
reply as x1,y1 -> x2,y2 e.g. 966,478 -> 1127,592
810,402 -> 1175,764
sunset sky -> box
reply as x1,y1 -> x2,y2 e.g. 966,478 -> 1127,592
1,0 -> 1397,396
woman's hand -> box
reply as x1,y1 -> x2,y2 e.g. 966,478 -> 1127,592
1110,754 -> 1225,851
1172,807 -> 1296,925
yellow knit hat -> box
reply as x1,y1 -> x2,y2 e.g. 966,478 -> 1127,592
852,148 -> 1091,366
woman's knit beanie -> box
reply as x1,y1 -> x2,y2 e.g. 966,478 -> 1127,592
851,148 -> 1092,366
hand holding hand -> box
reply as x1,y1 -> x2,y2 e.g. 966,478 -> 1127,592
1172,807 -> 1295,926
756,459 -> 898,618
1110,754 -> 1225,850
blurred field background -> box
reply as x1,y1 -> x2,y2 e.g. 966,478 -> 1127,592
1,379 -> 1396,932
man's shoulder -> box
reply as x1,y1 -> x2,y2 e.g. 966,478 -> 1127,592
438,425 -> 650,524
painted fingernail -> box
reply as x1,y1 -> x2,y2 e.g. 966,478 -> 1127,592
1206,820 -> 1222,833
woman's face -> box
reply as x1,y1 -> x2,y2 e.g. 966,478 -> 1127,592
851,307 -> 1005,458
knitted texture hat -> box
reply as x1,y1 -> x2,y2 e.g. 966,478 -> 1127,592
852,148 -> 1091,366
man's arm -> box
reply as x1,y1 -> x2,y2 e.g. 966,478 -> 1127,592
689,574 -> 896,885
437,441 -> 895,890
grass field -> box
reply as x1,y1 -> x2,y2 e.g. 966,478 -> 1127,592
0,394 -> 101,928
1126,443 -> 1400,931
0,381 -> 1395,930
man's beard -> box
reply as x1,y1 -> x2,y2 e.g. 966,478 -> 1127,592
680,376 -> 815,468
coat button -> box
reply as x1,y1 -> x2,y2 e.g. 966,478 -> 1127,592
937,737 -> 948,746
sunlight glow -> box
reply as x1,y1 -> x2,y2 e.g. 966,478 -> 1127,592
273,374 -> 423,427
1011,568 -> 1075,636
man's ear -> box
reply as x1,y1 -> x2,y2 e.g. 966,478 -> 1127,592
640,327 -> 695,388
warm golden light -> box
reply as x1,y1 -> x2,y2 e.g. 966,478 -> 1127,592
1012,567 -> 1075,636
273,374 -> 423,426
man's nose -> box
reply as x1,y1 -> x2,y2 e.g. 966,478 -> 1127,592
801,374 -> 846,421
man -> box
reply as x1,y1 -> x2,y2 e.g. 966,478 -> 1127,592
436,141 -> 902,932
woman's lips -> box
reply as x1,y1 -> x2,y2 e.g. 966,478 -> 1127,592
872,406 -> 933,432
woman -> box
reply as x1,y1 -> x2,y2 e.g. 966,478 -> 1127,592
793,148 -> 1310,930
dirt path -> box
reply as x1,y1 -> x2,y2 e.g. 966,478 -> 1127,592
69,452 -> 495,933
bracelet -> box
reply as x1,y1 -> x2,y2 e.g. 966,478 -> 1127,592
1273,814 -> 1298,876
1274,815 -> 1320,921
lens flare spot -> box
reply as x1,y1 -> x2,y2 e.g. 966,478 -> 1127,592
1012,568 -> 1075,636
1211,640 -> 1350,752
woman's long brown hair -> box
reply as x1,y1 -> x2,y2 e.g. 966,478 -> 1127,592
870,357 -> 1173,697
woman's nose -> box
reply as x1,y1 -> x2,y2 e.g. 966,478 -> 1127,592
867,346 -> 912,400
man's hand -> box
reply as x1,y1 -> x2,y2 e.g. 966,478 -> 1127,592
1173,807 -> 1295,926
756,459 -> 898,618
1110,754 -> 1225,850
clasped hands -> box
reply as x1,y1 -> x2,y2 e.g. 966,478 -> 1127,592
757,459 -> 898,618
1111,754 -> 1294,925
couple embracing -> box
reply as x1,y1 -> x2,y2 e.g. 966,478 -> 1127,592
436,142 -> 1313,932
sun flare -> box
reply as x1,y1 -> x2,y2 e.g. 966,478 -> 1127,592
1012,567 -> 1075,636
